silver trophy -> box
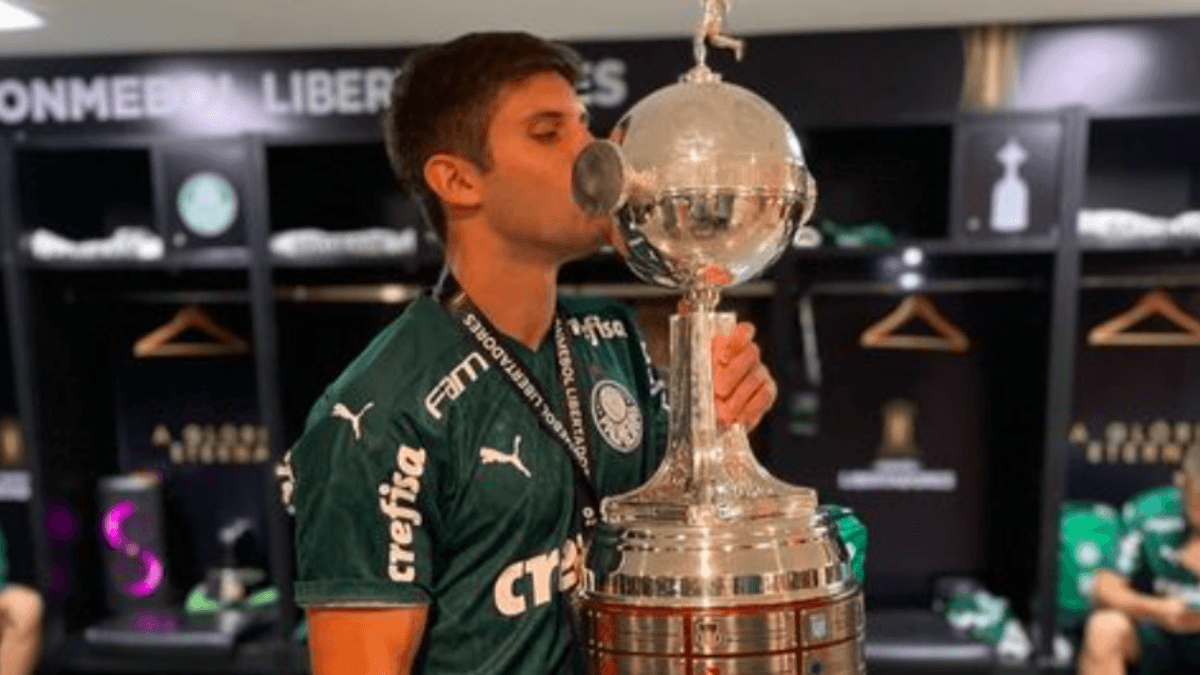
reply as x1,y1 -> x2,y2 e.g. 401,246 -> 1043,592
571,2 -> 865,673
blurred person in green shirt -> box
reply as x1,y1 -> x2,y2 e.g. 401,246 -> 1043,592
1078,445 -> 1200,675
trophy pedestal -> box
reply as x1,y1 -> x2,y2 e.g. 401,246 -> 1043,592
582,595 -> 864,674
582,308 -> 865,675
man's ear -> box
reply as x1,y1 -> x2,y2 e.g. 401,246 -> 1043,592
423,153 -> 483,210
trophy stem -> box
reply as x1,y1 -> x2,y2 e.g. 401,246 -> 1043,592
602,282 -> 815,525
671,286 -> 726,505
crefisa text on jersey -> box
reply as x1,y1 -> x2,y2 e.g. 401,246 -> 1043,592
493,534 -> 586,617
566,315 -> 628,347
378,444 -> 428,583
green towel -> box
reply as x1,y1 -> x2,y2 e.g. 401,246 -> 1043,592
823,504 -> 868,584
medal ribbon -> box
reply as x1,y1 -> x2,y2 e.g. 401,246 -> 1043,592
433,270 -> 600,532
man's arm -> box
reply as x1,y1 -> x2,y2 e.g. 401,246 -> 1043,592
0,584 -> 42,675
308,606 -> 428,675
1093,569 -> 1200,633
1094,569 -> 1172,622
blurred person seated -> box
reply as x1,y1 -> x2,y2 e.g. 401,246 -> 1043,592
1078,445 -> 1200,675
0,524 -> 41,675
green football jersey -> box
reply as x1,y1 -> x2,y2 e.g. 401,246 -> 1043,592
1057,501 -> 1123,628
941,588 -> 1013,644
282,293 -> 668,675
1112,496 -> 1200,607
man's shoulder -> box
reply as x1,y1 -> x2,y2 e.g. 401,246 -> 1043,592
286,296 -> 473,494
1132,498 -> 1188,561
311,296 -> 468,425
1123,485 -> 1182,529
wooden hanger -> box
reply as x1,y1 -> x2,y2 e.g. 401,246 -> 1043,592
860,294 -> 970,353
1087,288 -> 1200,347
133,305 -> 251,358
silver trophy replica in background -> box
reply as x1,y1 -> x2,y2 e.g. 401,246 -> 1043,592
570,1 -> 865,673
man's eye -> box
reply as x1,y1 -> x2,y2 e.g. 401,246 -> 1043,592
531,128 -> 560,142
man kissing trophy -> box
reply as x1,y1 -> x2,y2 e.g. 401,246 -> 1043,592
571,1 -> 866,673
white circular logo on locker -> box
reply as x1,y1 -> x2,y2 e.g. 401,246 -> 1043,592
591,380 -> 642,453
177,171 -> 238,238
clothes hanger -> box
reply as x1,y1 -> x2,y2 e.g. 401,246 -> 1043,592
859,294 -> 970,353
133,304 -> 251,358
1087,288 -> 1200,347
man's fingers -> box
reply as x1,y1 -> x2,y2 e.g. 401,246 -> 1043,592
722,364 -> 769,421
712,321 -> 771,429
739,378 -> 776,428
734,322 -> 756,346
713,322 -> 755,365
714,342 -> 760,398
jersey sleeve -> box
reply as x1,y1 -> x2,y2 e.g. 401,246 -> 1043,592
286,393 -> 444,608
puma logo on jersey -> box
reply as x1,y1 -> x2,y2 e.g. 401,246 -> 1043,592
480,436 -> 531,478
332,402 -> 374,440
425,352 -> 489,421
493,535 -> 584,617
378,444 -> 427,583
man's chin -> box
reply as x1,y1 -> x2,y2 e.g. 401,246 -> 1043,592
560,238 -> 612,264
546,214 -> 622,263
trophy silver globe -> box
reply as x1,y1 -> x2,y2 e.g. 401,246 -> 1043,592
571,3 -> 865,674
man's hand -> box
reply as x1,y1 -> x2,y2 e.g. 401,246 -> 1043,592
712,322 -> 777,431
1156,597 -> 1200,634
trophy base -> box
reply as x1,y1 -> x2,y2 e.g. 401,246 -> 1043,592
582,590 -> 865,675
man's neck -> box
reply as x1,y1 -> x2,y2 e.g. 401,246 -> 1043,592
445,236 -> 559,351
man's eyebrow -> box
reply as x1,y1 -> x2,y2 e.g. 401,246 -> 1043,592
524,110 -> 569,124
523,108 -> 590,125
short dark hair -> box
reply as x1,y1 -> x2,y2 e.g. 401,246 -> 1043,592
383,32 -> 584,244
